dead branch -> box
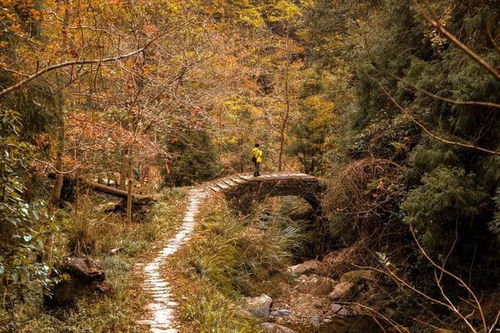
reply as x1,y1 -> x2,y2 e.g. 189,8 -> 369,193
354,262 -> 479,333
322,158 -> 401,224
337,301 -> 410,333
489,310 -> 500,333
80,178 -> 154,202
409,226 -> 488,331
410,0 -> 500,79
34,158 -> 82,175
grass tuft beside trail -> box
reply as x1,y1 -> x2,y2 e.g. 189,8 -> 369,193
170,194 -> 305,333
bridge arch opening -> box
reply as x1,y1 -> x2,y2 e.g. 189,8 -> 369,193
206,173 -> 330,258
221,174 -> 325,216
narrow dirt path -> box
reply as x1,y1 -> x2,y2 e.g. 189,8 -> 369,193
137,188 -> 208,333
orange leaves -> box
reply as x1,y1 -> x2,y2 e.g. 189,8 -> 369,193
142,64 -> 156,76
142,24 -> 159,35
67,111 -> 160,159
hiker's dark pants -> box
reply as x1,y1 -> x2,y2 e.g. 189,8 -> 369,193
254,162 -> 261,176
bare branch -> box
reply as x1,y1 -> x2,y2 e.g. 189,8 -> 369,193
489,310 -> 500,333
410,226 -> 488,331
35,159 -> 81,175
0,32 -> 167,99
338,302 -> 410,333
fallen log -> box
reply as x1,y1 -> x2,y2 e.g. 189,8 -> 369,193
86,180 -> 154,203
48,174 -> 155,203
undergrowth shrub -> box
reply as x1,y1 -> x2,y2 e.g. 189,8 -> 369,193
196,204 -> 301,296
0,109 -> 52,315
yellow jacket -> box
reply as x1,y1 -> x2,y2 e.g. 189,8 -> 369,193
252,147 -> 263,163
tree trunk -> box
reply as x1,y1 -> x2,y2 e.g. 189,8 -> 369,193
127,180 -> 133,222
46,0 -> 71,270
119,147 -> 128,189
278,23 -> 291,172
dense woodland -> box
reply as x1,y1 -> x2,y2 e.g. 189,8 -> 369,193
0,0 -> 499,332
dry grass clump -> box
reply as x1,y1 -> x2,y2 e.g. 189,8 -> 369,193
320,241 -> 367,279
322,158 -> 401,241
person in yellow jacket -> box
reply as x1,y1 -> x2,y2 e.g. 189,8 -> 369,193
251,143 -> 263,177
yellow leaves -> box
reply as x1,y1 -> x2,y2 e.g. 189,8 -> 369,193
124,59 -> 136,68
300,0 -> 316,8
223,99 -> 243,112
142,64 -> 156,76
0,0 -> 34,7
238,8 -> 266,28
303,95 -> 336,129
227,137 -> 238,145
267,0 -> 301,22
165,0 -> 182,14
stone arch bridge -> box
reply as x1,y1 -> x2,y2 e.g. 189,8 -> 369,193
205,172 -> 326,213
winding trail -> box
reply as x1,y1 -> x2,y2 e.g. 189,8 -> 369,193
138,188 -> 208,333
138,173 -> 320,332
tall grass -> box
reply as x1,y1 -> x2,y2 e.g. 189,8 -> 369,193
173,195 -> 305,332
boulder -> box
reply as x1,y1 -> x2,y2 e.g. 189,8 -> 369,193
288,260 -> 321,277
327,282 -> 356,301
271,309 -> 291,317
311,315 -> 321,327
340,270 -> 377,284
295,275 -> 336,296
245,294 -> 273,317
331,303 -> 342,313
331,304 -> 351,317
261,323 -> 298,333
64,257 -> 105,282
45,257 -> 111,306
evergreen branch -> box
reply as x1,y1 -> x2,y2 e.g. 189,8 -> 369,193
0,32 -> 167,99
384,71 -> 500,109
410,0 -> 500,80
377,81 -> 500,156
